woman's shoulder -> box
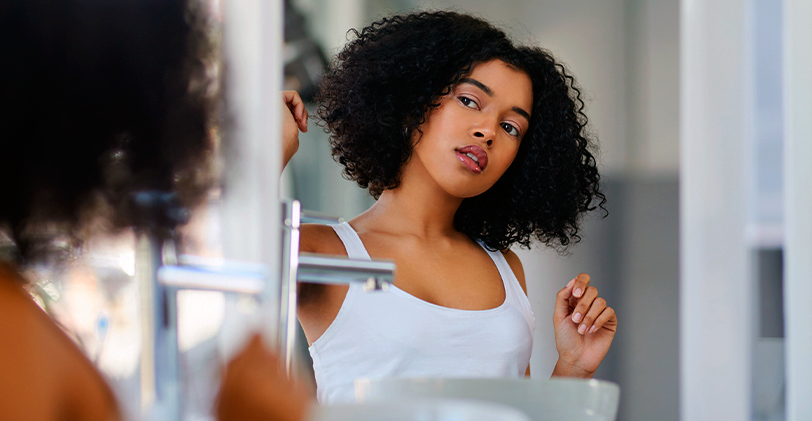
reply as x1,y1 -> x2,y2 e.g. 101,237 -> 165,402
299,223 -> 347,256
0,274 -> 120,420
0,275 -> 53,357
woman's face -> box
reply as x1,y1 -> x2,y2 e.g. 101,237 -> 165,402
409,59 -> 533,198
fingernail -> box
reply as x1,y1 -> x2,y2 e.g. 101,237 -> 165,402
578,324 -> 587,334
566,278 -> 575,288
589,325 -> 597,334
574,288 -> 582,297
572,312 -> 582,323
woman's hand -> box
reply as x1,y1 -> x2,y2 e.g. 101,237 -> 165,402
216,335 -> 311,421
551,273 -> 617,378
282,91 -> 308,169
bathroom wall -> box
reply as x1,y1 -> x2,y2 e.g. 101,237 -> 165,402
518,178 -> 679,421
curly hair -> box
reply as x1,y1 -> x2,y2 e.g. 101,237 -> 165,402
0,0 -> 215,264
317,11 -> 606,251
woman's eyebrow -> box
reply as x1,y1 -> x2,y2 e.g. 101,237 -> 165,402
512,107 -> 531,122
459,78 -> 493,96
459,77 -> 531,121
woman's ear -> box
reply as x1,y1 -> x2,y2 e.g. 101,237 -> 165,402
408,127 -> 424,147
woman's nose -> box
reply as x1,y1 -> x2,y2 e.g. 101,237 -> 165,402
472,126 -> 495,147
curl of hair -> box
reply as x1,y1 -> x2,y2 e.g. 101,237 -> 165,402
0,0 -> 215,265
317,11 -> 606,251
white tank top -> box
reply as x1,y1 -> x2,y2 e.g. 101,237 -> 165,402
307,222 -> 536,404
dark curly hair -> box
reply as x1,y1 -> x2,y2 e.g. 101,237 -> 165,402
0,0 -> 215,265
317,11 -> 606,251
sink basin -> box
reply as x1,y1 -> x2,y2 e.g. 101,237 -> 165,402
310,398 -> 532,421
354,378 -> 620,421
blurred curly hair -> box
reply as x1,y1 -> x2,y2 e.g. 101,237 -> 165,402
0,0 -> 215,265
317,10 -> 606,251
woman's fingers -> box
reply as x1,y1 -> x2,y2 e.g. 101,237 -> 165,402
571,273 -> 590,299
281,91 -> 307,168
579,297 -> 606,335
571,285 -> 598,327
282,91 -> 308,132
589,306 -> 617,334
554,278 -> 576,322
555,273 -> 615,336
217,334 -> 310,421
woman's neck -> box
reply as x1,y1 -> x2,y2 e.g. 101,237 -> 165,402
357,159 -> 464,240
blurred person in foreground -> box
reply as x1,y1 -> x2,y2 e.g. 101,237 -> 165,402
0,0 -> 308,420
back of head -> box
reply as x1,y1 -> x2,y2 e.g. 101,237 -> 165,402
0,0 -> 214,265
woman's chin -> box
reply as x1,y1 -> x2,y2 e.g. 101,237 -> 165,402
440,184 -> 492,200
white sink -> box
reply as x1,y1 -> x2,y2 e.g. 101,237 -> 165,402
310,398 -> 533,421
354,378 -> 620,421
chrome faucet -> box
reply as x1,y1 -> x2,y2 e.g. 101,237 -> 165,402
136,198 -> 394,419
278,199 -> 395,372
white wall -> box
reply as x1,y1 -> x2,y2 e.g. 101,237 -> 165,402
626,0 -> 680,176
680,1 -> 752,420
783,0 -> 812,419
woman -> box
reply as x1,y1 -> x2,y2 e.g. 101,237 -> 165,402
0,0 -> 308,419
283,11 -> 618,404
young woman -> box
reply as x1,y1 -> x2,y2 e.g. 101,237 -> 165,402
282,11 -> 618,404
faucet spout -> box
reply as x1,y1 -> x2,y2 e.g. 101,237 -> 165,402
297,253 -> 395,288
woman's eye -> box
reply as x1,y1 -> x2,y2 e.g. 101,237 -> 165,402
459,96 -> 478,109
502,123 -> 520,137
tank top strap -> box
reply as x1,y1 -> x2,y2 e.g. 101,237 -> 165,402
330,222 -> 371,260
476,242 -> 536,332
476,243 -> 520,296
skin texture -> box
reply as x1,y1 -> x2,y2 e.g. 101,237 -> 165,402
284,60 -> 617,379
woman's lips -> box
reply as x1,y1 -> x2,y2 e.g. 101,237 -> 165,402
455,145 -> 488,173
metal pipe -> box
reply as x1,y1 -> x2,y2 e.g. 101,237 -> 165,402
136,234 -> 158,415
301,210 -> 344,225
278,200 -> 301,373
157,266 -> 265,295
136,234 -> 180,421
298,254 -> 394,290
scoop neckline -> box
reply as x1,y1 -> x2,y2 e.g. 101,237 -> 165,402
338,222 -> 511,315
387,283 -> 509,315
